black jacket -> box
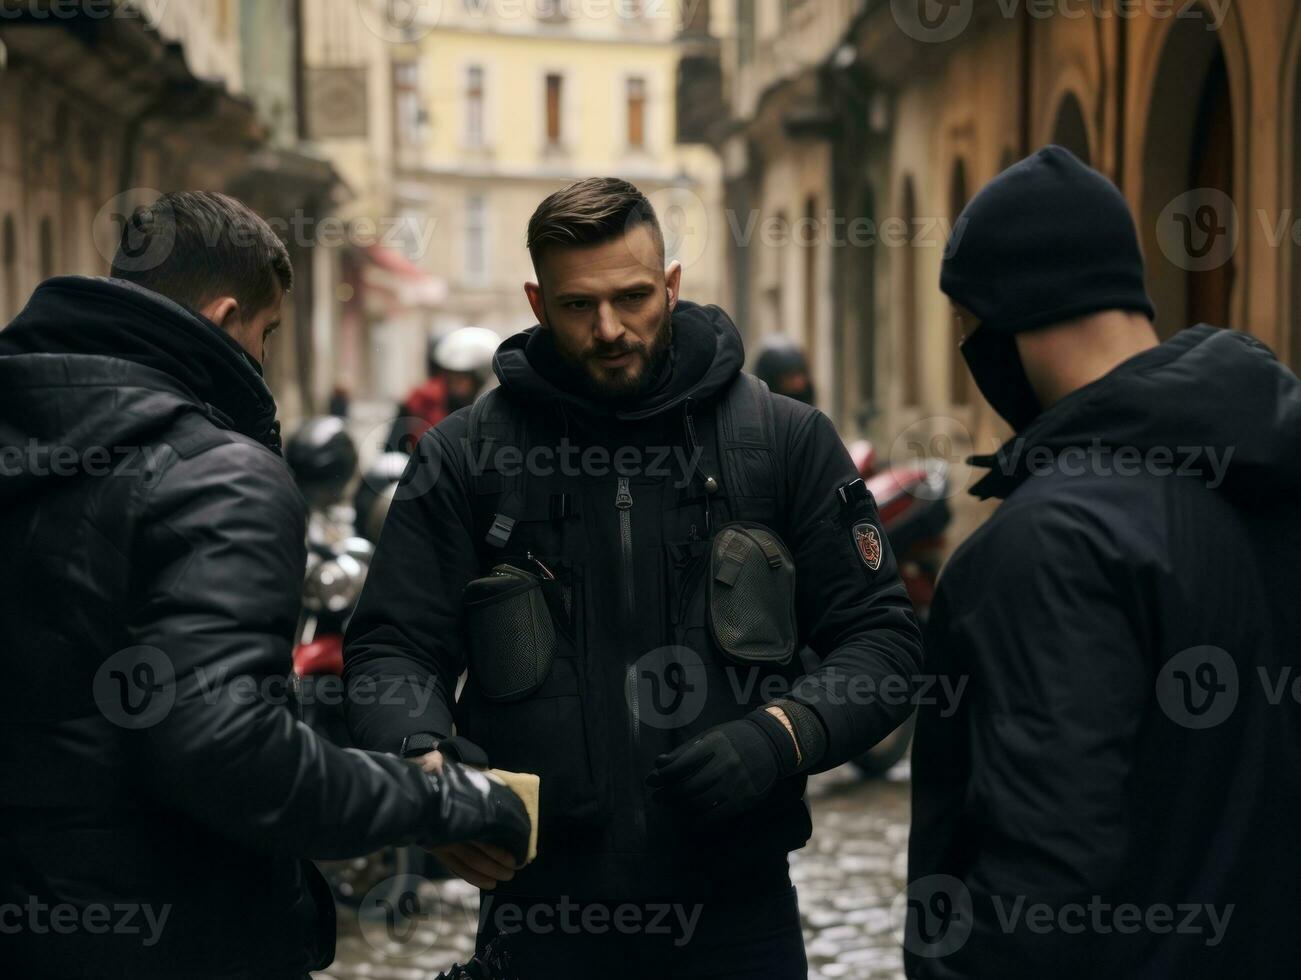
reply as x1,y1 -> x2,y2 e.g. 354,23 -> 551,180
907,325 -> 1301,978
345,302 -> 923,899
0,278 -> 468,979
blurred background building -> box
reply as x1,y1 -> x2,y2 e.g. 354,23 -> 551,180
682,0 -> 1301,542
3,0 -> 1300,549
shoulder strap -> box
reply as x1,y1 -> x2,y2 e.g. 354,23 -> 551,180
467,389 -> 578,549
468,388 -> 530,548
714,373 -> 785,523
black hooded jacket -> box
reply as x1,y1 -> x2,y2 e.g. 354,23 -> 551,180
0,278 -> 481,979
907,325 -> 1301,978
345,302 -> 922,900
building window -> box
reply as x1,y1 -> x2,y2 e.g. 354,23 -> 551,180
737,0 -> 755,65
545,73 -> 564,147
465,195 -> 488,285
465,65 -> 485,148
626,77 -> 646,149
393,61 -> 424,149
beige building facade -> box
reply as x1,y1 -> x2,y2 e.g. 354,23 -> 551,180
693,0 -> 1301,544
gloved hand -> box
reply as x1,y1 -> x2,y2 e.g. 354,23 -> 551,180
646,708 -> 800,827
423,760 -> 532,866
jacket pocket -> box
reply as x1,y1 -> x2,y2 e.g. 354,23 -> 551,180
463,564 -> 556,702
456,557 -> 608,832
707,522 -> 798,666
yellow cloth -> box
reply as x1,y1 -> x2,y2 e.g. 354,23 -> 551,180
486,769 -> 540,864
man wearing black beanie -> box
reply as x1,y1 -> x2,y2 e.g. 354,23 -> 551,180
905,146 -> 1301,978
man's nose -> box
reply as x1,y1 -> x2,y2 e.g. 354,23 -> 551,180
594,302 -> 624,345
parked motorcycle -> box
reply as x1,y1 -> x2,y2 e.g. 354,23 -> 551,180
846,437 -> 951,777
286,420 -> 436,907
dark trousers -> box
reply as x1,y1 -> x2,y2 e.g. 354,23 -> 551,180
477,886 -> 807,980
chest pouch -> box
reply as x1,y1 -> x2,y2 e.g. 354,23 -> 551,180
463,564 -> 557,702
708,522 -> 797,666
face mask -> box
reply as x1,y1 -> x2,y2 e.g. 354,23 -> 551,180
959,326 -> 1042,432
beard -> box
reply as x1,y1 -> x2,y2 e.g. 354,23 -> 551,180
554,302 -> 674,401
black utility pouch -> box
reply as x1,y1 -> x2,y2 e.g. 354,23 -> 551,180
708,522 -> 797,665
463,564 -> 557,702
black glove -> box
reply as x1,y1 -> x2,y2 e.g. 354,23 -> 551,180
645,708 -> 801,827
423,761 -> 532,866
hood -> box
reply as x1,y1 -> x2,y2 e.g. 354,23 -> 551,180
0,276 -> 282,499
969,325 -> 1301,501
492,300 -> 745,421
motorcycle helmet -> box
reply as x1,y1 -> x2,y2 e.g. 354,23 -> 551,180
433,326 -> 500,379
285,416 -> 359,509
752,335 -> 815,405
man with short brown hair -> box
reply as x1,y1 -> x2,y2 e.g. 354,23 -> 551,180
346,177 -> 923,977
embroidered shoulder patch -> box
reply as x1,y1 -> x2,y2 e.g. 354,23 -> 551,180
853,521 -> 883,571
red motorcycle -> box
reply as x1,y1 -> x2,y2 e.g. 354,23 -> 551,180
847,438 -> 951,776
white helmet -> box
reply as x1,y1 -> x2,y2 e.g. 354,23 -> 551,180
434,326 -> 500,376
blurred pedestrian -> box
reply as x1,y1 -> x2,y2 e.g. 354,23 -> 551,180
753,335 -> 816,405
384,326 -> 498,454
906,146 -> 1301,978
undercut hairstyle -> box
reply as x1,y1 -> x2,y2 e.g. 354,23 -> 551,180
527,177 -> 664,267
111,191 -> 292,316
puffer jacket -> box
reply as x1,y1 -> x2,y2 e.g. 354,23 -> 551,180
0,277 -> 464,979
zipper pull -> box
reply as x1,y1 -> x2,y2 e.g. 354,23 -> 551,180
615,477 -> 633,510
526,550 -> 556,579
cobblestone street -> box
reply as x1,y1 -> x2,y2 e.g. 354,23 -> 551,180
317,763 -> 911,980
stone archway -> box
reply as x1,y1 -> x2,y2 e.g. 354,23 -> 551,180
1139,9 -> 1236,336
1050,91 -> 1092,166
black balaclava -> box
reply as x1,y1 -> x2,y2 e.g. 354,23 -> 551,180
941,145 -> 1156,431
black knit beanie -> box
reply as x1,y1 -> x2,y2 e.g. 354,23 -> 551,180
940,145 -> 1155,333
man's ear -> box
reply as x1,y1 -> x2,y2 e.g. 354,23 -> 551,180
523,281 -> 547,328
198,296 -> 240,331
665,260 -> 682,311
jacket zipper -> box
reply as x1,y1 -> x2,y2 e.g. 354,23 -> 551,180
615,476 -> 646,844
